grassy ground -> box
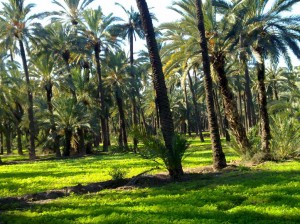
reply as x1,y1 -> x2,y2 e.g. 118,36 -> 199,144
0,137 -> 299,223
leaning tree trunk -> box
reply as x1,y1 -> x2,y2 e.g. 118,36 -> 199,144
212,52 -> 250,153
94,42 -> 109,152
19,39 -> 36,160
195,0 -> 226,169
136,0 -> 183,179
256,50 -> 271,160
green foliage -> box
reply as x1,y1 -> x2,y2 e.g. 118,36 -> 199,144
270,113 -> 300,160
132,128 -> 189,172
108,167 -> 127,180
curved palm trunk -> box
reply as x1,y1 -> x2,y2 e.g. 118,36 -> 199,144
256,51 -> 271,159
195,0 -> 226,169
19,39 -> 36,160
46,84 -> 61,158
212,52 -> 250,153
187,72 -> 204,141
136,0 -> 183,179
94,43 -> 109,152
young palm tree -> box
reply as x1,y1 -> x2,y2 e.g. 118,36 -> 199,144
136,0 -> 184,179
195,0 -> 226,169
0,0 -> 45,160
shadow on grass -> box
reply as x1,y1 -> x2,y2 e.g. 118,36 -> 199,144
1,167 -> 299,224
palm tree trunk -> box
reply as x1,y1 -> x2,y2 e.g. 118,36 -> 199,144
188,71 -> 204,141
77,128 -> 86,155
5,122 -> 11,154
256,52 -> 271,159
212,52 -> 250,153
0,131 -> 3,155
183,80 -> 191,136
46,84 -> 61,158
17,125 -> 23,155
243,59 -> 256,128
195,0 -> 226,169
136,0 -> 183,179
94,42 -> 109,152
116,90 -> 128,149
64,128 -> 72,157
19,39 -> 36,160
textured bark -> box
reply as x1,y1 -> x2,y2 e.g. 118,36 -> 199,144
94,43 -> 109,152
188,72 -> 204,141
183,81 -> 192,136
77,129 -> 86,156
212,52 -> 250,153
17,126 -> 23,155
195,0 -> 226,169
5,122 -> 12,154
136,0 -> 183,179
243,59 -> 256,128
116,90 -> 128,149
129,31 -> 139,152
63,129 -> 72,157
19,40 -> 35,160
46,84 -> 61,158
256,52 -> 271,159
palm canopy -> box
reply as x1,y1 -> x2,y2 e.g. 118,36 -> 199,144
51,0 -> 95,25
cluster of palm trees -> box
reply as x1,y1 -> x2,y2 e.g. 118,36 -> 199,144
0,0 -> 300,178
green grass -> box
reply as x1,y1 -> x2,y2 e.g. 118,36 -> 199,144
0,137 -> 299,223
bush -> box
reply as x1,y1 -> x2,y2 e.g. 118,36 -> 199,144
108,167 -> 127,180
270,113 -> 300,160
132,127 -> 189,174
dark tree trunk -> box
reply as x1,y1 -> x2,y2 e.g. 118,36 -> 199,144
136,0 -> 183,179
17,126 -> 23,155
77,128 -> 86,156
129,31 -> 139,152
256,51 -> 271,159
5,122 -> 12,154
46,84 -> 61,158
188,72 -> 204,141
243,59 -> 256,128
0,131 -> 3,155
63,50 -> 77,101
195,0 -> 226,169
64,129 -> 72,157
212,52 -> 250,153
116,90 -> 128,149
183,81 -> 192,136
19,39 -> 36,160
94,43 -> 109,152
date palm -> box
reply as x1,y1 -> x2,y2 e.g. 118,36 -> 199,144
0,0 -> 46,160
136,0 -> 184,179
81,6 -> 120,152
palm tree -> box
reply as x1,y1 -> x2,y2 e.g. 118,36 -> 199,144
81,6 -> 120,152
0,0 -> 45,160
112,3 -> 145,151
229,0 -> 300,159
195,0 -> 226,169
51,0 -> 95,26
104,50 -> 131,149
136,0 -> 184,179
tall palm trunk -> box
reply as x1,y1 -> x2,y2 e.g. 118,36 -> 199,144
129,31 -> 138,151
116,90 -> 128,149
256,49 -> 271,159
45,83 -> 61,157
136,0 -> 183,179
19,39 -> 35,160
187,72 -> 204,141
94,42 -> 109,152
212,52 -> 250,153
4,122 -> 11,154
195,0 -> 226,169
183,81 -> 191,136
64,128 -> 72,156
0,131 -> 3,155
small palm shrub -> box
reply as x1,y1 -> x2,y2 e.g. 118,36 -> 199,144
132,127 -> 189,174
270,113 -> 300,160
108,167 -> 127,180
